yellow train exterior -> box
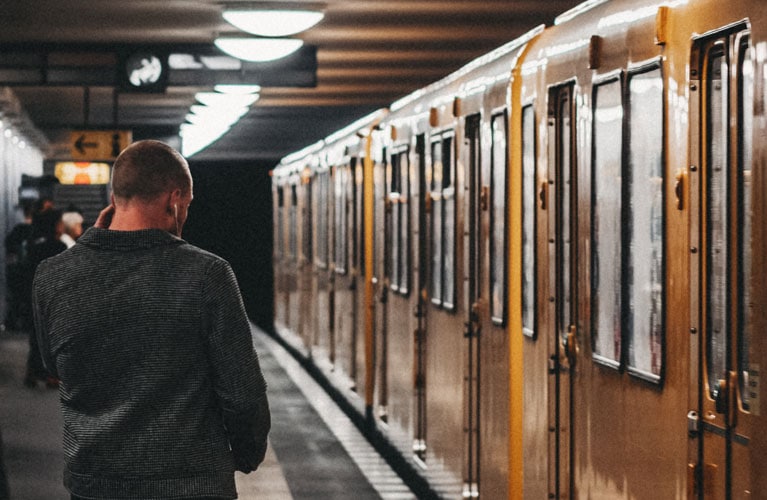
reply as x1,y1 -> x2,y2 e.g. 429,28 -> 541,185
271,0 -> 767,498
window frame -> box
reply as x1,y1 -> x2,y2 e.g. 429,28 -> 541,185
388,145 -> 411,295
521,102 -> 538,339
624,59 -> 666,384
590,71 -> 625,370
429,129 -> 457,311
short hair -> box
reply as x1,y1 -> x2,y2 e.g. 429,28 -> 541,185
111,140 -> 191,202
62,211 -> 84,230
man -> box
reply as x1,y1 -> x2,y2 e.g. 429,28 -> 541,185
60,210 -> 84,248
32,140 -> 270,500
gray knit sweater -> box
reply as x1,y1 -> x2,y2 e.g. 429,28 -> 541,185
32,228 -> 270,499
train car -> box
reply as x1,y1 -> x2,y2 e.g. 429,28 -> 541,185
322,114 -> 384,396
368,28 -> 544,499
273,143 -> 322,352
272,0 -> 767,498
512,0 -> 766,497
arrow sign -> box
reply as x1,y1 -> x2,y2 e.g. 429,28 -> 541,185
74,134 -> 99,155
70,130 -> 132,160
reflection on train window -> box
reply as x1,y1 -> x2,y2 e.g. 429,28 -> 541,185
591,78 -> 623,368
737,39 -> 754,411
334,165 -> 350,274
389,148 -> 410,294
430,133 -> 455,309
490,113 -> 507,325
289,183 -> 298,262
521,105 -> 536,338
626,65 -> 664,383
315,170 -> 330,268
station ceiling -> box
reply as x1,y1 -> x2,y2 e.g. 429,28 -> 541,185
0,0 -> 582,165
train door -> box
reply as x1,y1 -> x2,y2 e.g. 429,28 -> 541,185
413,134 -> 428,462
463,114 -> 482,498
384,142 -> 418,447
313,169 -> 333,358
273,182 -> 287,328
286,180 -> 300,333
299,171 -> 314,348
464,112 -> 511,498
374,148 -> 390,420
546,83 -> 576,499
353,156 -> 366,394
689,25 -> 756,500
333,161 -> 356,382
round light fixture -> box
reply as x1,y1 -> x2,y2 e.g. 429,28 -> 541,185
222,10 -> 324,37
214,38 -> 303,62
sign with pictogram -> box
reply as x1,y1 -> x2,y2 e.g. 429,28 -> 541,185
70,130 -> 132,160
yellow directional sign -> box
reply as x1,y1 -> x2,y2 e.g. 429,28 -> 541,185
70,130 -> 132,160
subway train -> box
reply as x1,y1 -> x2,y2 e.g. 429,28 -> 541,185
271,0 -> 767,498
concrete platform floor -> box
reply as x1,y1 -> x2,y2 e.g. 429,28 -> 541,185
0,326 -> 413,500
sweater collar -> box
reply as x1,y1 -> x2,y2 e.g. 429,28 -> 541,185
78,227 -> 185,251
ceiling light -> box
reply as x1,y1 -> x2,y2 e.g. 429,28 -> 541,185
189,106 -> 249,124
195,92 -> 259,107
214,84 -> 262,94
222,10 -> 324,37
214,38 -> 303,62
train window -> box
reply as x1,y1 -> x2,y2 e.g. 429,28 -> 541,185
441,134 -> 456,309
289,183 -> 298,261
334,165 -> 349,274
430,138 -> 444,305
388,149 -> 410,294
302,176 -> 313,263
430,133 -> 455,308
389,152 -> 400,290
276,185 -> 285,258
738,39 -> 754,410
490,112 -> 507,325
626,65 -> 664,383
591,78 -> 623,368
521,105 -> 536,338
397,149 -> 410,294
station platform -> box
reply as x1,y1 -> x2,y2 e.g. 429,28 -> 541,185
0,326 -> 415,500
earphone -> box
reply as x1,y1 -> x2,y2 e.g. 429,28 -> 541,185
173,204 -> 180,235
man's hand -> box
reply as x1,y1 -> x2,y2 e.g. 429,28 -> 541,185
94,204 -> 115,229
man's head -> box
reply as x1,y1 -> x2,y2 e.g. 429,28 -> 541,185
111,140 -> 193,236
62,211 -> 84,240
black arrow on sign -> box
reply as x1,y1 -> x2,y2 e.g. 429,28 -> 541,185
74,134 -> 99,154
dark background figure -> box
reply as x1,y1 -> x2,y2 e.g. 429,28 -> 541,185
23,208 -> 65,388
4,198 -> 53,332
0,426 -> 8,499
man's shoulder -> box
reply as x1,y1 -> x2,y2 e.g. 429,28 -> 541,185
174,241 -> 229,268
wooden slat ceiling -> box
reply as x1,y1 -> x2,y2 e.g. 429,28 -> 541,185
1,0 -> 582,164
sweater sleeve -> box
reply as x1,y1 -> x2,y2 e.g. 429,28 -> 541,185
31,264 -> 58,378
202,258 -> 270,473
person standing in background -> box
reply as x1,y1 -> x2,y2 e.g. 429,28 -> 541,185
32,140 -> 270,500
23,208 -> 65,388
59,211 -> 83,249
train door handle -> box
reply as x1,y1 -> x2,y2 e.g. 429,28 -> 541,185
563,325 -> 578,367
714,371 -> 739,427
480,186 -> 489,211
